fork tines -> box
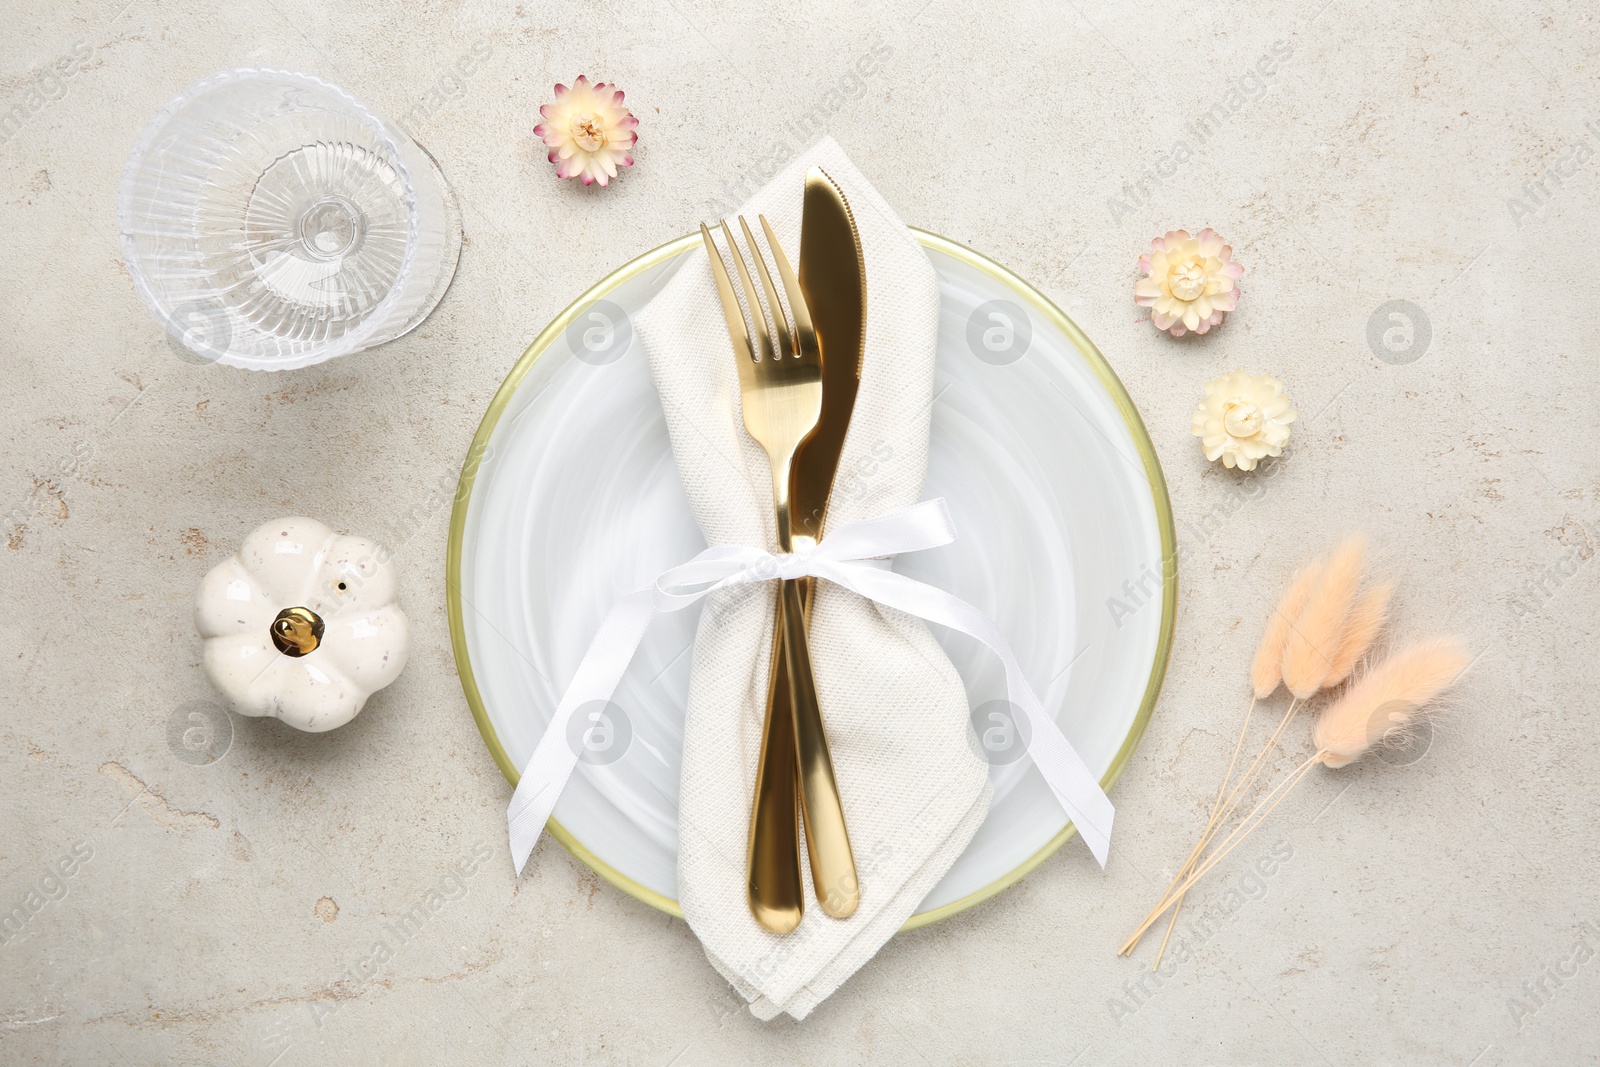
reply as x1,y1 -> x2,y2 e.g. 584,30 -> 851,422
700,216 -> 813,365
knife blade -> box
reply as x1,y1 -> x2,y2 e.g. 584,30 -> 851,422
793,168 -> 866,543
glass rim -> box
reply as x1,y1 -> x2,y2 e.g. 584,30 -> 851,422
116,67 -> 425,371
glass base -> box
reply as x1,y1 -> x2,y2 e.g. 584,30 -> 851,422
392,139 -> 463,342
227,139 -> 460,350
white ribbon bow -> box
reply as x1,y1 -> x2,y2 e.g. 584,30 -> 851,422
507,498 -> 1114,877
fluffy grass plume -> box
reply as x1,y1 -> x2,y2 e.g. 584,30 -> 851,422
1250,556 -> 1324,699
1323,583 -> 1392,688
1314,637 -> 1469,768
1282,534 -> 1367,699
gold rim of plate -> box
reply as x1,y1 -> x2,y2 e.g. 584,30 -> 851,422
446,229 -> 1177,931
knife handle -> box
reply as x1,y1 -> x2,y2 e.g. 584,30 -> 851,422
781,576 -> 859,918
747,583 -> 804,934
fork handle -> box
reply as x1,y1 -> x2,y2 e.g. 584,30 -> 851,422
747,583 -> 804,934
780,577 -> 859,918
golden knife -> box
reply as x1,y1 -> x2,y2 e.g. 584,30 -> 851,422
748,167 -> 867,925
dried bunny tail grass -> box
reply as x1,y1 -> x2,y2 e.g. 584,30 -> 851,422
1251,556 -> 1325,699
1323,582 -> 1393,688
1125,634 -> 1471,953
1314,637 -> 1470,768
1282,534 -> 1367,699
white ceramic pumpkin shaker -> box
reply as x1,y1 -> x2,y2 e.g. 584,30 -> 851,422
195,517 -> 409,731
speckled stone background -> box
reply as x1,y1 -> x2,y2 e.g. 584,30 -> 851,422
3,0 -> 1598,1063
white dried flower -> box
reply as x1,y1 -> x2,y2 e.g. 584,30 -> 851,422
1191,370 -> 1297,471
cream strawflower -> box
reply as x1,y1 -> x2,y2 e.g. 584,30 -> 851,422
1191,370 -> 1296,471
1136,228 -> 1243,336
534,75 -> 638,187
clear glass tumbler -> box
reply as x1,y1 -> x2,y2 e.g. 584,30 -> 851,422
119,69 -> 462,370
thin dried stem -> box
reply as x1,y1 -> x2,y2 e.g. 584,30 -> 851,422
1153,887 -> 1184,967
1197,697 -> 1300,854
1125,752 -> 1323,948
1125,739 -> 1312,953
1150,755 -> 1320,923
1142,695 -> 1257,965
1120,697 -> 1295,957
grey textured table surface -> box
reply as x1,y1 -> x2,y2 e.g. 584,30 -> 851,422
3,1 -> 1597,1064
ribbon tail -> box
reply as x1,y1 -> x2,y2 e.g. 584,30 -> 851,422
506,586 -> 659,877
818,562 -> 1115,867
504,497 -> 1113,881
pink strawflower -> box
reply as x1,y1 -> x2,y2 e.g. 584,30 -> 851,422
533,75 -> 638,187
1135,228 -> 1243,336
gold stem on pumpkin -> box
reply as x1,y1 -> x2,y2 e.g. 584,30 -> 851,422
270,606 -> 325,657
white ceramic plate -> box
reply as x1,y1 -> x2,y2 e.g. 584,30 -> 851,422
448,231 -> 1174,926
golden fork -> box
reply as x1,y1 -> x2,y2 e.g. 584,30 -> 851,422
702,216 -> 859,931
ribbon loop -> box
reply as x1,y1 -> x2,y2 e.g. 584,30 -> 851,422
506,497 -> 1114,878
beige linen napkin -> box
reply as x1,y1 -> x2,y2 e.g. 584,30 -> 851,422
633,139 -> 991,1020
